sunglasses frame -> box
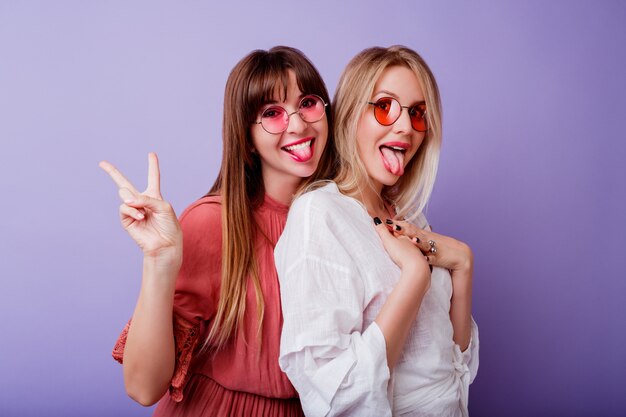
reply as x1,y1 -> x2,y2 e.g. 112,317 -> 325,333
253,94 -> 328,134
367,97 -> 428,133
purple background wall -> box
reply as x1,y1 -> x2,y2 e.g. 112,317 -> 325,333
1,1 -> 624,416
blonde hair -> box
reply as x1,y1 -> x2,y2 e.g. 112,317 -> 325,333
332,45 -> 442,220
205,46 -> 334,351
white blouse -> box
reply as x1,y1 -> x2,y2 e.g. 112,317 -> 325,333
275,183 -> 479,417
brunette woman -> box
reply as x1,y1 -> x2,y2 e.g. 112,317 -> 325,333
101,46 -> 335,416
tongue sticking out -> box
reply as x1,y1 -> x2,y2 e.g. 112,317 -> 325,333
285,142 -> 313,162
291,146 -> 312,161
380,147 -> 405,176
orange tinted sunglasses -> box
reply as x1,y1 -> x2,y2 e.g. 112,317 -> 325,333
367,97 -> 428,132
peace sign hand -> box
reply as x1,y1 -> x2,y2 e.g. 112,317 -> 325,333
99,153 -> 183,265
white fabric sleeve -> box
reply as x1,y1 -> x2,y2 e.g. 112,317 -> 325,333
460,317 -> 479,384
276,190 -> 392,417
278,256 -> 392,417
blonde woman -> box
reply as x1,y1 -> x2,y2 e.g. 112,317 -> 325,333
275,46 -> 479,417
101,46 -> 335,416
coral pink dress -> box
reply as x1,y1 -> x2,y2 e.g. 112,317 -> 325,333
112,194 -> 304,417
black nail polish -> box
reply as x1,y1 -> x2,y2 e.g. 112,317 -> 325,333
385,219 -> 393,225
415,237 -> 420,243
395,225 -> 402,231
373,217 -> 382,225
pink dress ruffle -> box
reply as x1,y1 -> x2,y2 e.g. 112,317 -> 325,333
112,315 -> 200,403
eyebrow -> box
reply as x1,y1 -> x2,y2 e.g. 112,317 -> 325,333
373,90 -> 426,106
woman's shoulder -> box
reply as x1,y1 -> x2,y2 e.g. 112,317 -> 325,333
180,195 -> 222,221
291,182 -> 360,218
179,194 -> 222,228
284,182 -> 368,246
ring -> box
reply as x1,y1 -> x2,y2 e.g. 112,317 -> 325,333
428,240 -> 436,254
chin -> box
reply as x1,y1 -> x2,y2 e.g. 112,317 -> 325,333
382,178 -> 401,187
374,171 -> 402,187
291,164 -> 318,179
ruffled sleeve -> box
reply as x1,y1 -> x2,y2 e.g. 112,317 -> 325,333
110,315 -> 201,402
110,196 -> 223,401
168,315 -> 202,401
111,321 -> 130,364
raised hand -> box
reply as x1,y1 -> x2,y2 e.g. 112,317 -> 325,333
385,219 -> 473,274
99,153 -> 182,264
372,217 -> 430,277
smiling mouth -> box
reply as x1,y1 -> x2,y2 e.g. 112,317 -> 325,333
282,138 -> 315,162
379,143 -> 408,176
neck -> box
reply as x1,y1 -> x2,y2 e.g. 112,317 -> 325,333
357,180 -> 389,219
263,175 -> 301,206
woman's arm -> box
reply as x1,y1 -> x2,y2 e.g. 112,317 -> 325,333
387,219 -> 474,351
278,256 -> 394,417
100,154 -> 183,406
122,253 -> 180,406
372,219 -> 431,368
449,251 -> 473,350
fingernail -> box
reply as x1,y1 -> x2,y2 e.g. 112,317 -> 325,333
415,237 -> 420,243
395,225 -> 402,231
136,212 -> 144,219
373,217 -> 382,225
385,219 -> 393,225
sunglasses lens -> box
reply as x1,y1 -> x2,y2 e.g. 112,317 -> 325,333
299,95 -> 326,123
261,106 -> 288,133
373,98 -> 400,126
409,105 -> 427,132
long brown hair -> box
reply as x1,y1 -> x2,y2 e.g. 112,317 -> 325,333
205,46 -> 335,351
